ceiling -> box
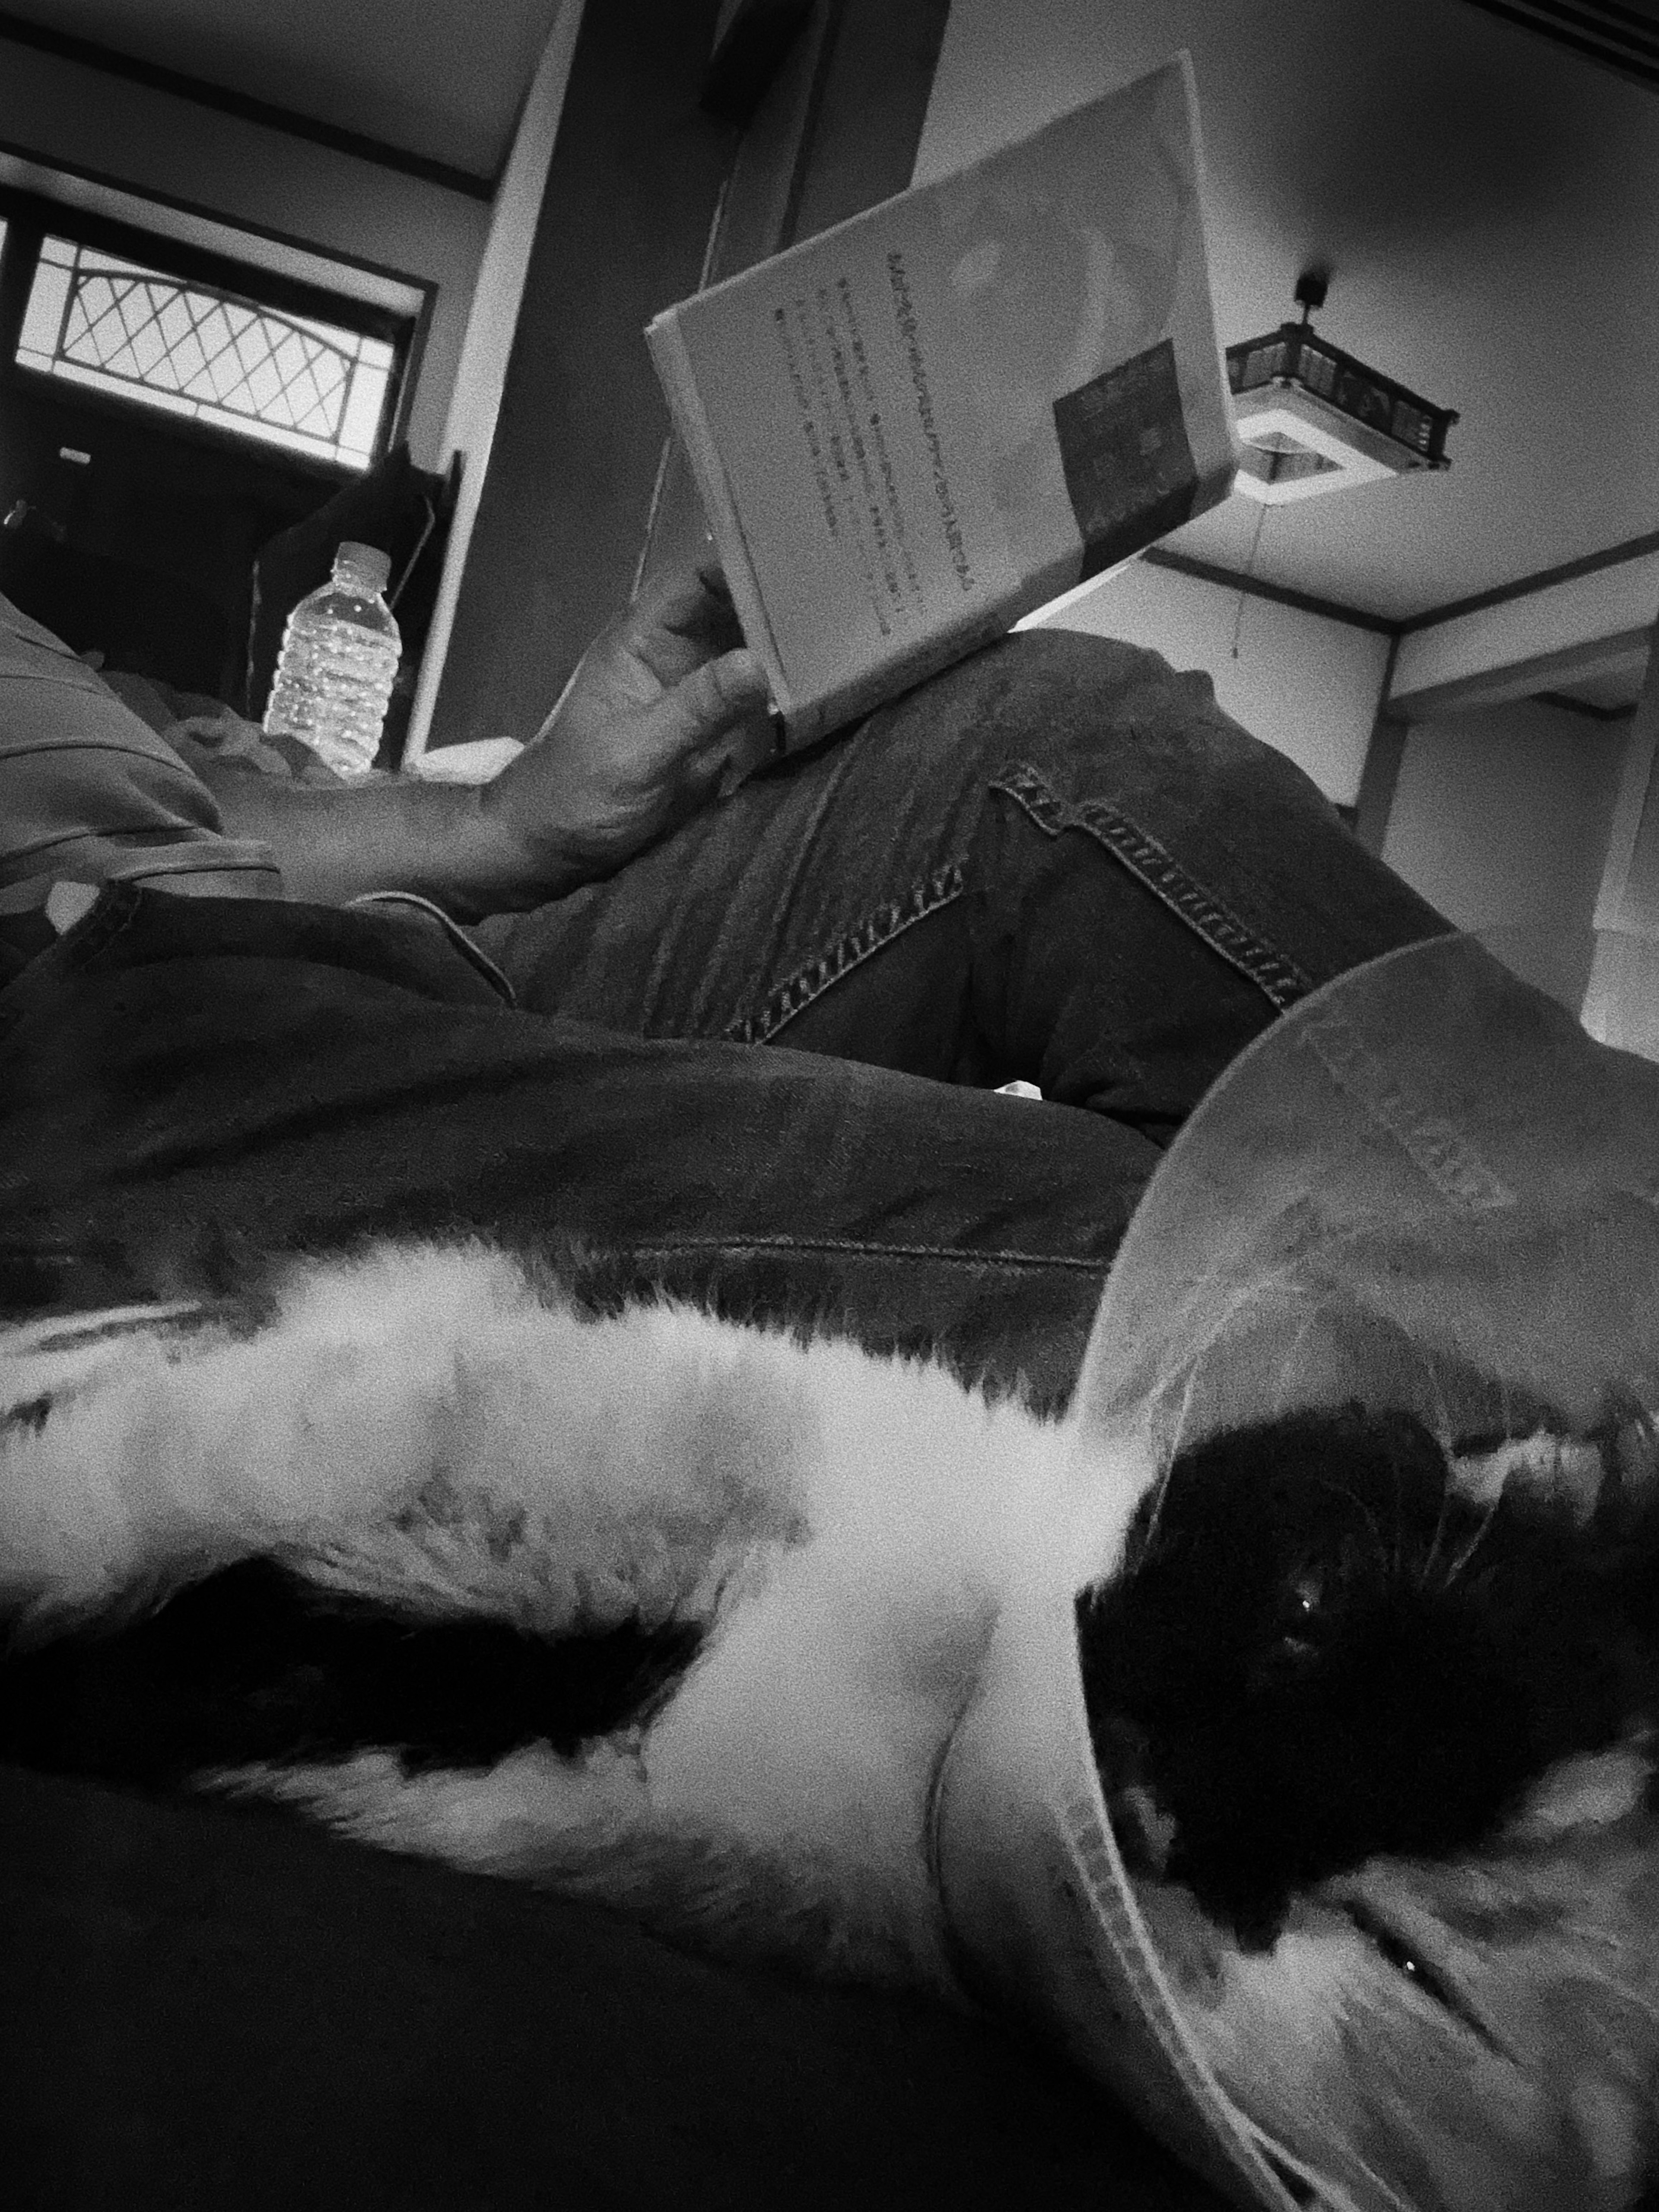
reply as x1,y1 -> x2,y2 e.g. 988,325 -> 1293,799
919,0 -> 1659,711
0,0 -> 566,182
0,0 -> 1653,708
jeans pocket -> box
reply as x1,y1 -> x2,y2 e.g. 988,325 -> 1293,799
990,760 -> 1316,1014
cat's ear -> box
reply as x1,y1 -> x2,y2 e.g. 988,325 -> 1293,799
1509,1744 -> 1652,1840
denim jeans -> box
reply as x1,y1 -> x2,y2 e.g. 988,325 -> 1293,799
473,632 -> 1443,1141
0,632 -> 1446,1409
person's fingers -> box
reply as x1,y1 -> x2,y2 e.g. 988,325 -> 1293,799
644,646 -> 771,761
686,708 -> 779,799
635,559 -> 723,630
631,559 -> 745,667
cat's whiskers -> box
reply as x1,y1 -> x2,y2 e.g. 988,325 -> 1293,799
1266,1298 -> 1331,1426
1428,1486 -> 1503,1594
1133,1268 -> 1332,1576
1306,1471 -> 1391,1588
1557,1917 -> 1659,2032
1387,1443 -> 1409,1586
1417,1466 -> 1459,1593
1127,1351 -> 1210,1575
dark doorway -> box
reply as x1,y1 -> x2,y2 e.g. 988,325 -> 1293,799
0,189 -> 417,704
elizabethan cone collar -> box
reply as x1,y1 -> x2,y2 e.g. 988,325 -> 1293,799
931,932 -> 1659,2212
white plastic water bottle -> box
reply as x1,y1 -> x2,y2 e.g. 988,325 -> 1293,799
263,540 -> 402,777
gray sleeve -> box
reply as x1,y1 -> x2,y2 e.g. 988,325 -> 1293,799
0,592 -> 283,911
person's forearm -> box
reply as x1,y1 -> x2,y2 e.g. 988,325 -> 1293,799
196,564 -> 770,916
200,765 -> 566,919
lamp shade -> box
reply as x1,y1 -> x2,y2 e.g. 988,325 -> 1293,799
1225,323 -> 1456,503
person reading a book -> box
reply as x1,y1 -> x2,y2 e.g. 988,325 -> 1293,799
0,558 -> 1446,1389
67,556 -> 1439,1109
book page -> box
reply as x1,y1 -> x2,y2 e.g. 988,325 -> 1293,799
933,56 -> 1226,591
666,196 -> 1020,738
651,55 -> 1237,748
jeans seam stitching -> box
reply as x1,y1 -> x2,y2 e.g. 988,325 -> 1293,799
721,858 -> 967,1045
990,762 -> 1314,1011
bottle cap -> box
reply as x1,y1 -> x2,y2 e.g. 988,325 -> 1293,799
334,541 -> 391,594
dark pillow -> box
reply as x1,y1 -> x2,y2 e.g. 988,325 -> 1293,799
243,443 -> 436,724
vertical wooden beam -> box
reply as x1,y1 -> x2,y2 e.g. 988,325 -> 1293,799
638,0 -> 952,591
426,0 -> 736,753
1351,712 -> 1408,856
1581,606 -> 1659,1049
429,0 -> 950,751
635,1 -> 843,592
782,0 -> 952,242
1351,633 -> 1408,856
403,0 -> 583,764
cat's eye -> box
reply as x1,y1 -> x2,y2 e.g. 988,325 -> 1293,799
1345,1903 -> 1443,1994
1289,1572 -> 1322,1616
1279,1564 -> 1330,1630
1374,1926 -> 1431,1985
1345,1904 -> 1494,2044
1268,1568 -> 1325,1665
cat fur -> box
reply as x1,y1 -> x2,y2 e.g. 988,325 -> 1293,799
3,1237 -> 1659,2212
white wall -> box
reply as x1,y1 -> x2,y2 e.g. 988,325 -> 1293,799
407,0 -> 585,757
0,41 -> 490,466
1030,558 -> 1391,805
1380,698 -> 1629,1013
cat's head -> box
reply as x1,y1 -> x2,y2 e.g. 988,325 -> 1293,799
1073,1402 -> 1659,2210
1077,1403 -> 1659,1942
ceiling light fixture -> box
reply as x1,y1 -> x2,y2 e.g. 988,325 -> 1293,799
1226,270 -> 1459,504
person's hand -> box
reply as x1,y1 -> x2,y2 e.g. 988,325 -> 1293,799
477,557 -> 774,900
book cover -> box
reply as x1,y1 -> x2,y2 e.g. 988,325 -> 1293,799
647,52 -> 1240,749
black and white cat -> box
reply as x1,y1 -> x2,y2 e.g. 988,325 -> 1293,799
4,1238 -> 1658,2212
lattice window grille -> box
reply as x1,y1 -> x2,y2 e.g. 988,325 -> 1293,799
16,238 -> 394,469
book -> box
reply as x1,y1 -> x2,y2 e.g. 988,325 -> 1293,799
646,52 -> 1240,751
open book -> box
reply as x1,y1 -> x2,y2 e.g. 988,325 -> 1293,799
647,52 -> 1239,751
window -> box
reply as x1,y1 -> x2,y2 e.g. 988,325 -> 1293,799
15,235 -> 397,471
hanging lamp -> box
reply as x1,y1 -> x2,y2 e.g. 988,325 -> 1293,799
1226,270 -> 1458,504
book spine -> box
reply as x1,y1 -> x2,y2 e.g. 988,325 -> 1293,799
645,308 -> 791,718
783,606 -> 1002,750
787,540 -> 1095,747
